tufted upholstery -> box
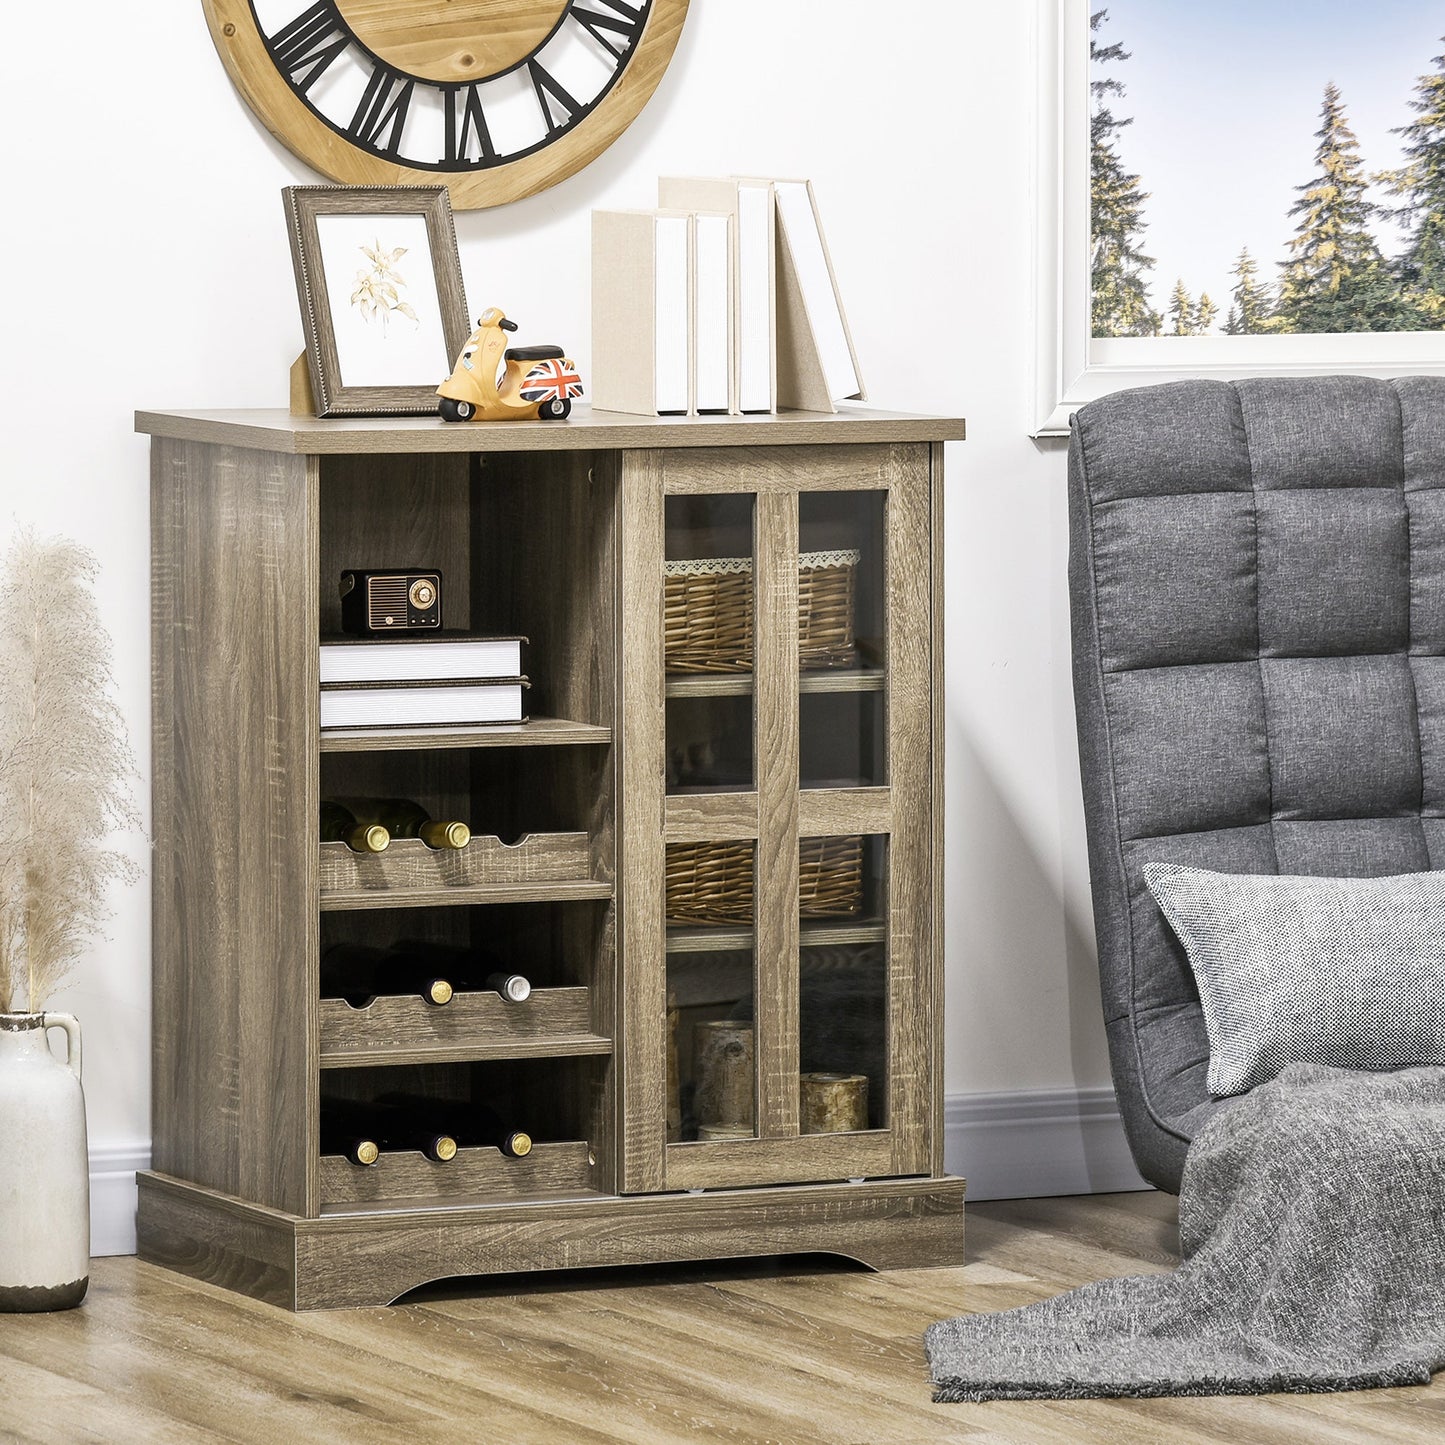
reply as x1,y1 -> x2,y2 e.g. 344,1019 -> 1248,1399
1068,375 -> 1445,1191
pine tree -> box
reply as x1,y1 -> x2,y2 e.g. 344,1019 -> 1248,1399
1091,11 -> 1162,337
1194,292 -> 1219,334
1393,39 -> 1445,326
1223,248 -> 1275,334
1168,279 -> 1195,335
1276,84 -> 1414,333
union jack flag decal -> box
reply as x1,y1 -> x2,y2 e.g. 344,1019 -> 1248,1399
520,358 -> 584,403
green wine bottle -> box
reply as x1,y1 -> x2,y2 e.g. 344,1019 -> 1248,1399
330,797 -> 470,851
319,801 -> 389,854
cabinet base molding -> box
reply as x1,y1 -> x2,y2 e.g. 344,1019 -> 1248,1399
136,1170 -> 966,1312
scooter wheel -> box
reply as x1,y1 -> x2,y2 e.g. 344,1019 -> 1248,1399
538,399 -> 572,420
439,397 -> 474,422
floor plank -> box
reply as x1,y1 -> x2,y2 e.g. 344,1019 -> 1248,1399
0,1192 -> 1437,1443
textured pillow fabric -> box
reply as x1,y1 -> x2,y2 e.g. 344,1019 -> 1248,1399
1143,863 -> 1445,1098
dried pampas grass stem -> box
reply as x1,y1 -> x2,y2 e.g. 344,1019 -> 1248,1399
0,530 -> 140,1012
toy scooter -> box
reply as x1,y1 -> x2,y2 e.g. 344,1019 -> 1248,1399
437,308 -> 583,422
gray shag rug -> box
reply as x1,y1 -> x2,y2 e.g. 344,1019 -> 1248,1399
926,1064 -> 1445,1403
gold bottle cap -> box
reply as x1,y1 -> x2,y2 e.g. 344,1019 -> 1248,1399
427,979 -> 454,1006
434,1135 -> 458,1162
356,1140 -> 379,1166
361,825 -> 390,853
422,819 -> 470,850
509,1131 -> 533,1157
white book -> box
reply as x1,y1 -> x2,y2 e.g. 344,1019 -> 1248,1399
654,212 -> 691,415
319,635 -> 524,685
319,680 -> 527,730
772,180 -> 864,406
735,182 -> 775,413
692,212 -> 734,414
659,177 -> 776,412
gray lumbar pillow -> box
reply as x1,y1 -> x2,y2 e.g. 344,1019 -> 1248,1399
1143,863 -> 1445,1098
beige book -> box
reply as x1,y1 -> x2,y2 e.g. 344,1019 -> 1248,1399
745,177 -> 867,414
592,209 -> 694,416
659,177 -> 776,412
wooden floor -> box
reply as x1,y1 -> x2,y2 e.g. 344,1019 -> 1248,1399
1,1191 -> 1442,1443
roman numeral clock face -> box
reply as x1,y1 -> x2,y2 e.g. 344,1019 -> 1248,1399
203,0 -> 689,207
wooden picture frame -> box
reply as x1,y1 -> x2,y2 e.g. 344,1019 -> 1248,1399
284,185 -> 469,418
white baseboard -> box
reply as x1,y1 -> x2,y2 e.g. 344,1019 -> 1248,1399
90,1143 -> 149,1258
87,1091 -> 1145,1257
944,1086 -> 1151,1200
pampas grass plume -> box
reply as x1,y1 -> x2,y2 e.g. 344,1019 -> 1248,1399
0,530 -> 140,1012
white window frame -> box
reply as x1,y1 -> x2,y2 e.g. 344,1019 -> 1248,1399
1033,0 -> 1445,438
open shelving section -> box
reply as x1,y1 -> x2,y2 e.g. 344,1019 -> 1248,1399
138,404 -> 966,1309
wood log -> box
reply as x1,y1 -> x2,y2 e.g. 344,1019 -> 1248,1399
693,1021 -> 754,1129
666,991 -> 682,1143
800,1072 -> 869,1134
696,1123 -> 754,1142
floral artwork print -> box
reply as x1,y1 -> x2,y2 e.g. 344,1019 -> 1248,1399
351,240 -> 419,332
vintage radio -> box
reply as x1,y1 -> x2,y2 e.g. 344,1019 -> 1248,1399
339,569 -> 443,634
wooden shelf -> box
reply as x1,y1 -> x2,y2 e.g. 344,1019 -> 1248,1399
319,985 -> 611,1068
318,833 -> 603,911
318,1140 -> 595,1210
319,717 -> 611,753
665,668 -> 886,700
136,403 -> 966,456
321,878 -> 613,912
665,919 -> 888,954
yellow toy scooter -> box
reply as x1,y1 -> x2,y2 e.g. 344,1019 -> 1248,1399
437,308 -> 583,422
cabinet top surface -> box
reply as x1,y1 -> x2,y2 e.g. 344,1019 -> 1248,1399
135,404 -> 965,455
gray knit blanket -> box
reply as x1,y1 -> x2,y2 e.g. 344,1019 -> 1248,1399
926,1064 -> 1445,1402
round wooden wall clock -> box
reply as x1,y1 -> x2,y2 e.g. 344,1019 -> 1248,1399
202,1 -> 689,208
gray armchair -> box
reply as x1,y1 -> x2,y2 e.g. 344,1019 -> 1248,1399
1068,375 -> 1445,1191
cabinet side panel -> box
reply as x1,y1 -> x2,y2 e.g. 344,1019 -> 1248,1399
885,444 -> 936,1176
929,441 -> 947,1178
151,438 -> 317,1216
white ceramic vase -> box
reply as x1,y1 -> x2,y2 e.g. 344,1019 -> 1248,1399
0,1013 -> 89,1310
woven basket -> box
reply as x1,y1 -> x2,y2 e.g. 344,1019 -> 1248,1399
663,550 -> 860,674
665,836 -> 864,927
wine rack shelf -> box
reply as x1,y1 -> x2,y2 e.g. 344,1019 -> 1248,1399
317,831 -> 595,895
139,405 -> 965,1310
318,985 -> 611,1068
318,1139 -> 595,1210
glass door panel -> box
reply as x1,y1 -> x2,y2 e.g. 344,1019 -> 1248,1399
798,492 -> 887,788
798,834 -> 889,1134
665,494 -> 756,797
665,840 -> 758,1142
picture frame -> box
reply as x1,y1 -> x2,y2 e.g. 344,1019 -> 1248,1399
1033,0 -> 1445,438
283,185 -> 470,418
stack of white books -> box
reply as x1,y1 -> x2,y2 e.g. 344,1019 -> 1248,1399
318,635 -> 529,731
592,177 -> 866,417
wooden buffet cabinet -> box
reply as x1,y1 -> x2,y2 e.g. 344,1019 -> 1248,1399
135,404 -> 966,1310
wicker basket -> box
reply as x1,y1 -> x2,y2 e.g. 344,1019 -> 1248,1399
665,836 -> 864,927
663,550 -> 860,674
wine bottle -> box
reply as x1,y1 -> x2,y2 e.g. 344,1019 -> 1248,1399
378,1093 -> 533,1158
324,1098 -> 458,1164
319,1098 -> 381,1167
321,943 -> 453,1007
329,797 -> 470,851
319,801 -> 389,854
385,940 -> 530,1001
485,971 -> 531,1003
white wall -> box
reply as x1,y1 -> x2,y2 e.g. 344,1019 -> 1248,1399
0,3 -> 1131,1252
